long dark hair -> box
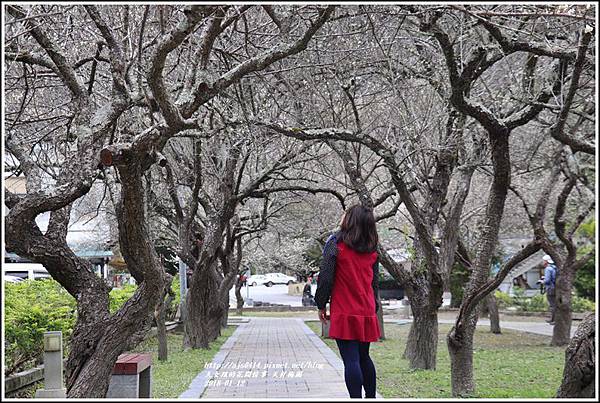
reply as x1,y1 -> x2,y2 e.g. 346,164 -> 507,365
338,204 -> 379,253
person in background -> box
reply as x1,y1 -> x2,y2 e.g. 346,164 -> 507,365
315,204 -> 380,399
541,254 -> 557,325
302,276 -> 315,307
303,276 -> 313,295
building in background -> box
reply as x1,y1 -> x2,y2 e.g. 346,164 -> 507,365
497,237 -> 544,296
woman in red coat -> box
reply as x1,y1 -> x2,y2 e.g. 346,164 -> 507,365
315,204 -> 380,398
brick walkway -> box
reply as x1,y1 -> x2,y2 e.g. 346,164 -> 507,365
180,317 -> 382,399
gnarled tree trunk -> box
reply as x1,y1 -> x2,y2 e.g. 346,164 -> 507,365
235,277 -> 245,315
184,263 -> 225,349
403,305 -> 439,368
155,274 -> 174,361
376,295 -> 385,340
5,183 -> 163,398
556,312 -> 595,398
487,293 -> 501,334
221,286 -> 230,329
67,159 -> 168,397
156,304 -> 168,361
447,311 -> 478,397
182,217 -> 240,347
552,267 -> 574,346
402,276 -> 443,369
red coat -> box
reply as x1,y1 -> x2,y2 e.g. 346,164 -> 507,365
328,242 -> 380,342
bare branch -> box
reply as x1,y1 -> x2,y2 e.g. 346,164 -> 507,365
454,240 -> 541,334
161,157 -> 184,223
84,5 -> 128,94
459,7 -> 580,61
181,6 -> 337,118
554,173 -> 578,257
247,186 -> 347,210
548,30 -> 595,155
7,5 -> 87,99
147,6 -> 213,128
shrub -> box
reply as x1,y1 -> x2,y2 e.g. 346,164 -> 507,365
510,287 -> 528,309
494,290 -> 512,308
108,284 -> 138,314
171,275 -> 181,310
494,289 -> 594,313
5,274 -> 184,376
519,293 -> 548,312
573,253 -> 595,301
571,296 -> 595,313
450,263 -> 470,307
495,288 -> 547,312
574,219 -> 595,300
109,277 -> 181,317
504,288 -> 548,312
4,279 -> 76,375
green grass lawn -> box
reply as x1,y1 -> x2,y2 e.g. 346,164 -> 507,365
305,321 -> 564,398
132,326 -> 235,398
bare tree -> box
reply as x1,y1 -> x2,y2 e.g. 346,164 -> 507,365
417,4 -> 594,396
5,4 -> 335,396
247,5 -> 480,368
5,4 -> 146,397
509,150 -> 594,345
4,4 -> 595,399
156,124 -> 344,347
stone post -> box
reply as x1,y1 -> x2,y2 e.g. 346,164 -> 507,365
179,259 -> 187,321
35,331 -> 66,398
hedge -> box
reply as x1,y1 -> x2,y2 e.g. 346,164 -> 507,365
4,279 -> 76,375
5,277 -> 181,376
494,290 -> 595,313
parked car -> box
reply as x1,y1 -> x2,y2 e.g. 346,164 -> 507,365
312,268 -> 404,299
4,263 -> 51,281
4,275 -> 24,283
263,272 -> 297,287
248,274 -> 267,287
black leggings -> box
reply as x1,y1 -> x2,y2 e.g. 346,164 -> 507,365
335,339 -> 376,398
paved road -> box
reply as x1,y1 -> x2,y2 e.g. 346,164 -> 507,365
438,318 -> 578,338
299,317 -> 576,339
229,284 -> 306,307
180,317 -> 382,399
229,284 -> 453,308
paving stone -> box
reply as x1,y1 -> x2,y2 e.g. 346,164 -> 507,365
179,317 -> 382,399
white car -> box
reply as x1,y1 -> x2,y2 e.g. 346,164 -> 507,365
263,273 -> 297,287
247,274 -> 267,287
4,275 -> 24,283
